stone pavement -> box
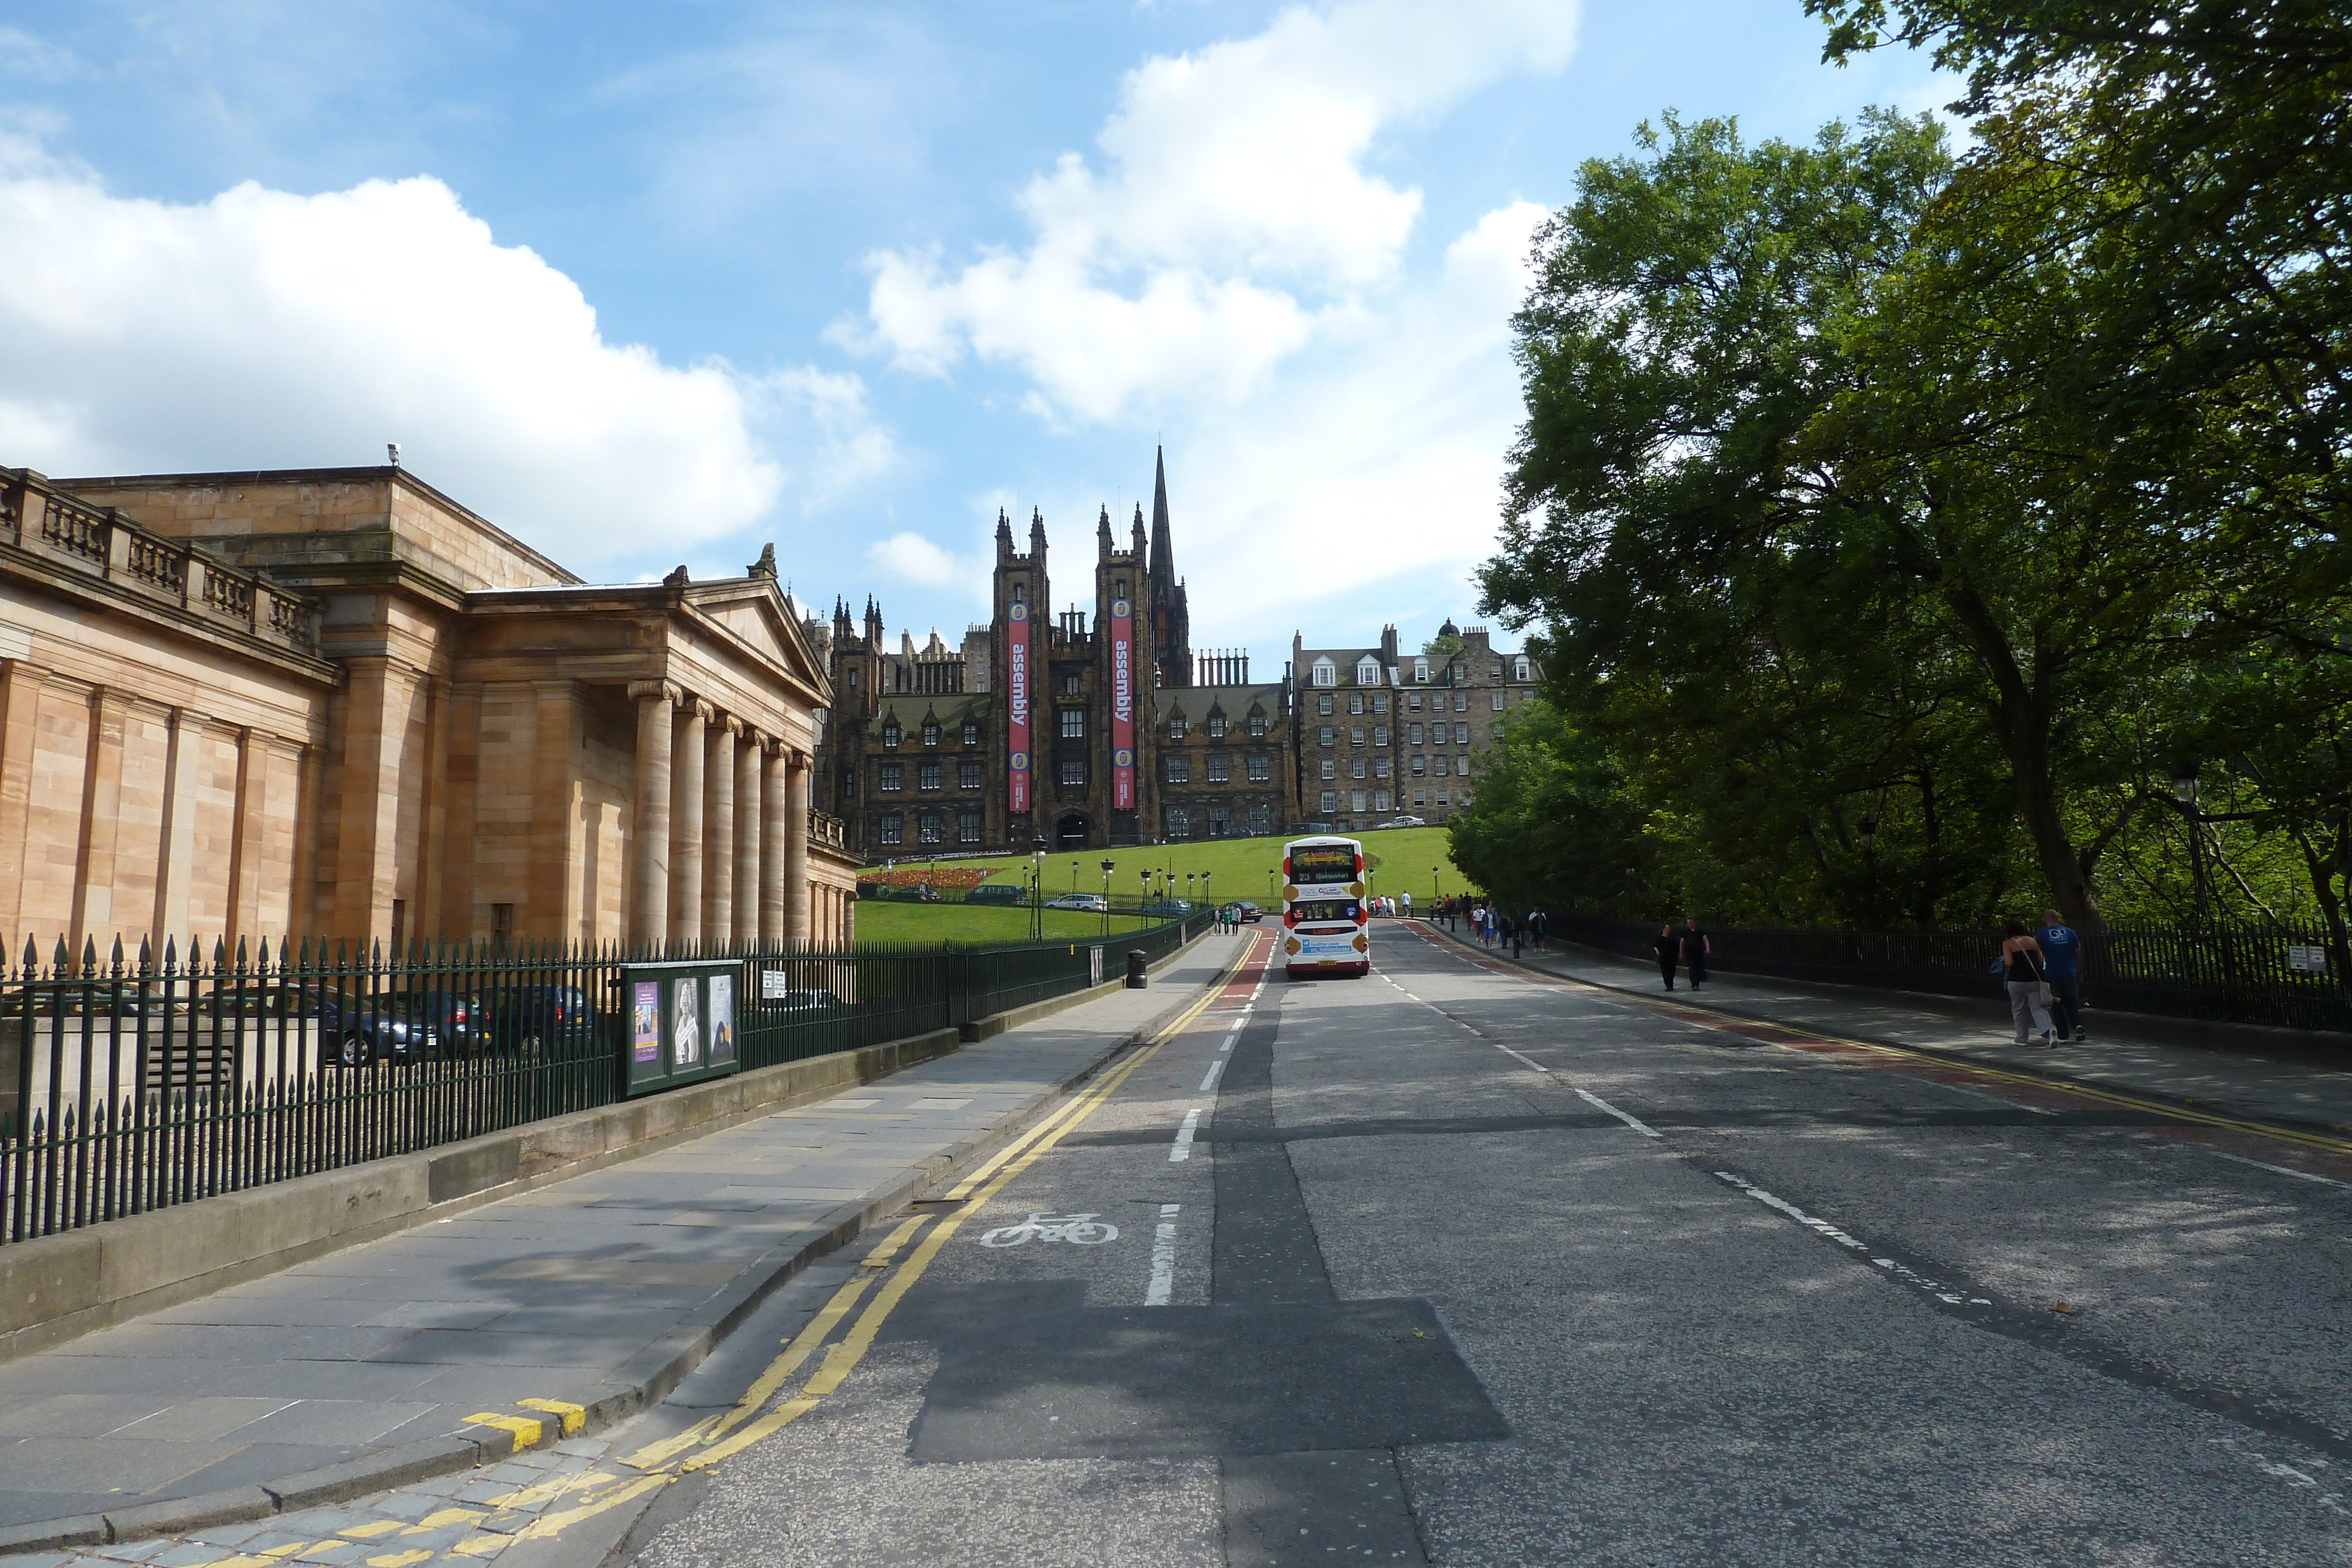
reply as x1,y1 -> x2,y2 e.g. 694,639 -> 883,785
0,929 -> 1245,1546
1421,920 -> 2352,1133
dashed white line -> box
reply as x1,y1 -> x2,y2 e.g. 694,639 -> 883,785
1145,1202 -> 1180,1305
1169,1107 -> 1202,1162
1576,1088 -> 1663,1139
2210,1150 -> 2351,1189
1198,1059 -> 1225,1092
1939,1082 -> 2058,1117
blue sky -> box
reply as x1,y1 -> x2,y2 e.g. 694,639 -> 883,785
0,1 -> 1950,658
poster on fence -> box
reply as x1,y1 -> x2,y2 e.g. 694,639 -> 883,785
632,982 -> 660,1064
709,974 -> 736,1065
2289,944 -> 2330,974
673,977 -> 703,1068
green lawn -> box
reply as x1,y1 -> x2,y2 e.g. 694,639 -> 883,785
852,899 -> 1174,948
862,825 -> 1476,912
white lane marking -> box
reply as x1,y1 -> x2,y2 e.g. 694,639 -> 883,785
1198,1059 -> 1225,1092
2210,1150 -> 2351,1189
1939,1082 -> 2058,1117
1145,1203 -> 1180,1305
1576,1088 -> 1663,1139
1169,1107 -> 1202,1162
1712,1171 -> 1993,1306
1221,1037 -> 1236,1052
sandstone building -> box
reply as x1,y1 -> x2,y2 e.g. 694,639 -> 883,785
0,462 -> 856,960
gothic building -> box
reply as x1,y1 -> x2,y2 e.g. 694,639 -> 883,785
811,453 -> 1296,857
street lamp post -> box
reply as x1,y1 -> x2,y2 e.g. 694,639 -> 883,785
1101,858 -> 1115,935
2171,761 -> 2209,927
1140,867 -> 1152,931
1029,837 -> 1047,941
1202,871 -> 1212,924
1431,866 -> 1440,925
1858,816 -> 1879,927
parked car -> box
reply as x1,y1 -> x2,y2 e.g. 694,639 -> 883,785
967,884 -> 1027,906
1235,902 -> 1264,923
1375,815 -> 1426,828
314,996 -> 439,1068
1140,898 -> 1194,917
485,984 -> 599,1057
1045,894 -> 1109,912
771,988 -> 844,1015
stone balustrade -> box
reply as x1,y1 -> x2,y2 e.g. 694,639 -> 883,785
1,468 -> 318,653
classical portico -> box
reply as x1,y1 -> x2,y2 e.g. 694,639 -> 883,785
3,464 -> 857,956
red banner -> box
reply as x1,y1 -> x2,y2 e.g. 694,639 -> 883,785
1109,594 -> 1135,810
1007,601 -> 1032,814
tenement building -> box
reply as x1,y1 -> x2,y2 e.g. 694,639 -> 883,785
0,461 -> 858,959
813,451 -> 1299,855
1291,620 -> 1540,831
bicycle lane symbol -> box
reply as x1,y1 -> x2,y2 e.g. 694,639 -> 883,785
978,1212 -> 1120,1247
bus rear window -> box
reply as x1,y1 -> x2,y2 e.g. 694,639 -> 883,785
1290,900 -> 1359,922
1290,847 -> 1356,882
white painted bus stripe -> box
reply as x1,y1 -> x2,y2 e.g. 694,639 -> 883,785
1168,1107 -> 1202,1162
1576,1088 -> 1664,1139
2210,1149 -> 2350,1189
1198,1059 -> 1225,1092
1145,1203 -> 1180,1305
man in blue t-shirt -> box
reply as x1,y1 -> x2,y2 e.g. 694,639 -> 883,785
2039,908 -> 2086,1042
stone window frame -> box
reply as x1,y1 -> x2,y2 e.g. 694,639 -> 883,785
1491,691 -> 1506,711
1167,755 -> 1192,784
958,810 -> 983,844
1317,693 -> 1334,717
1062,672 -> 1083,696
1373,725 -> 1389,747
1320,758 -> 1337,781
1515,657 -> 1531,682
1250,804 -> 1272,835
958,759 -> 984,791
1414,658 -> 1429,683
1375,788 -> 1391,811
1166,806 -> 1191,837
1434,756 -> 1451,776
1351,758 -> 1367,780
1318,726 -> 1334,747
1059,757 -> 1088,786
1374,756 -> 1390,779
1319,790 -> 1337,814
879,761 -> 904,792
1351,789 -> 1368,812
963,721 -> 982,745
1454,692 -> 1468,713
880,813 -> 904,845
921,721 -> 941,747
881,721 -> 902,748
1349,727 -> 1365,747
917,812 -> 943,845
1170,714 -> 1188,740
1355,658 -> 1381,686
1207,714 -> 1226,740
1246,754 -> 1271,782
1311,658 -> 1337,687
918,761 -> 942,792
1411,755 -> 1426,776
1372,694 -> 1389,714
1349,692 -> 1365,716
1060,707 -> 1086,740
1248,714 -> 1267,738
1206,754 -> 1230,784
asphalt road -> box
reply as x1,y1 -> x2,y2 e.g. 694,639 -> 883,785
608,922 -> 2352,1566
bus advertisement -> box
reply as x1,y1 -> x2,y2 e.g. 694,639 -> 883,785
1282,835 -> 1369,979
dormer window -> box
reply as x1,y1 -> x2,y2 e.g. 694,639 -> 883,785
1311,658 -> 1336,687
963,721 -> 980,745
1248,714 -> 1266,738
1356,658 -> 1381,686
1413,658 -> 1429,683
921,722 -> 940,748
1208,715 -> 1226,740
881,721 -> 901,748
1515,657 -> 1531,682
1170,716 -> 1188,740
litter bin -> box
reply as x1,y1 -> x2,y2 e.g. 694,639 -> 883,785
1125,950 -> 1148,989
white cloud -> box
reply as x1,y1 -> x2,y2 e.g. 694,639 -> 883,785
864,530 -> 964,587
0,138 -> 891,573
853,0 -> 1578,423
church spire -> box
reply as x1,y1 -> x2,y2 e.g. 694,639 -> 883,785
1148,445 -> 1174,587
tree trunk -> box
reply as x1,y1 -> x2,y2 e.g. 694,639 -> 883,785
1940,580 -> 2104,929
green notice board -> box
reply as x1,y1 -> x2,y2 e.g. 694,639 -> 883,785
622,960 -> 743,1098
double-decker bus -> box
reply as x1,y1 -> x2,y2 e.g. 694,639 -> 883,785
1281,835 -> 1369,979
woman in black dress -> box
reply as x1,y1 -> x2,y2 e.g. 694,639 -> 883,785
1653,924 -> 1679,989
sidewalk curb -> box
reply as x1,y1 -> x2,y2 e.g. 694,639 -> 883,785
2,928 -> 1250,1554
1412,921 -> 2352,1142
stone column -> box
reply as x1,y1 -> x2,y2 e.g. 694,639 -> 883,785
71,687 -> 129,951
734,732 -> 761,944
760,743 -> 787,945
703,716 -> 737,946
784,749 -> 811,948
669,698 -> 710,944
627,681 -> 677,947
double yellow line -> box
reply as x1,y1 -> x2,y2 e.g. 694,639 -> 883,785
620,960 -> 1238,1477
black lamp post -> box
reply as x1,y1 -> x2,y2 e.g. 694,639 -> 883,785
1857,816 -> 1878,927
2171,761 -> 2208,926
1101,857 -> 1115,934
1140,867 -> 1152,929
1028,837 -> 1047,941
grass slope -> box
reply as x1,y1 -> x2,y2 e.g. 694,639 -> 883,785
852,900 -> 1167,948
861,825 -> 1476,911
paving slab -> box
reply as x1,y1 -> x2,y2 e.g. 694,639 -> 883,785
0,930 -> 1237,1540
1425,921 -> 2352,1131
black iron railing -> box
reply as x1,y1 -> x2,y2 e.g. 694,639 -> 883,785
1544,914 -> 2351,1035
0,918 -> 1202,1246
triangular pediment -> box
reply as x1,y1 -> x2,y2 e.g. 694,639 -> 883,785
683,579 -> 830,695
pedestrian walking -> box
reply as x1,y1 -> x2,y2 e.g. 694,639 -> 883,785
1528,907 -> 1547,950
1999,918 -> 2056,1047
1653,924 -> 1679,989
1681,917 -> 1711,989
1505,912 -> 1522,959
2038,907 -> 2087,1042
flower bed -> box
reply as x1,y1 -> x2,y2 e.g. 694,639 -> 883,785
861,865 -> 1000,890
